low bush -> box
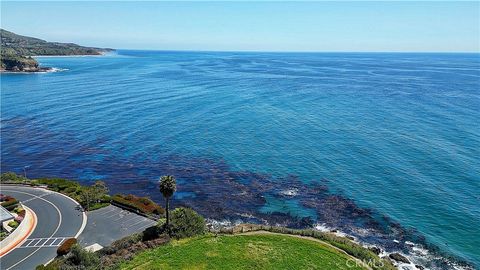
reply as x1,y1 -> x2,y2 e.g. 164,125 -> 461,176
100,233 -> 143,255
168,207 -> 205,239
34,178 -> 110,210
57,238 -> 77,256
14,215 -> 24,223
89,202 -> 110,211
35,259 -> 63,270
99,234 -> 170,269
112,194 -> 164,216
142,225 -> 161,241
64,186 -> 79,194
35,178 -> 81,192
0,231 -> 8,241
8,220 -> 19,228
0,172 -> 27,183
67,244 -> 100,268
18,209 -> 26,217
1,197 -> 19,210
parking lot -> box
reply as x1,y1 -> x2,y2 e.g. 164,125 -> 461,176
78,205 -> 157,248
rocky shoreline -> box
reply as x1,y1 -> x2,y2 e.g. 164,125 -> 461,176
1,28 -> 113,73
0,66 -> 54,73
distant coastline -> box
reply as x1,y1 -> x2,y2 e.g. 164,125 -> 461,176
0,29 -> 114,72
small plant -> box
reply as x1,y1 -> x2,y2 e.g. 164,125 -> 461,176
67,244 -> 100,267
57,238 -> 77,256
18,209 -> 26,217
1,197 -> 19,210
14,216 -> 24,223
8,220 -> 19,228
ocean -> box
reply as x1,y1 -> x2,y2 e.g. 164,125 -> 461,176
1,51 -> 479,268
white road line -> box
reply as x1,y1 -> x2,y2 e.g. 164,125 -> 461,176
4,189 -> 63,270
22,193 -> 52,203
37,239 -> 47,247
25,240 -> 35,247
22,239 -> 33,246
50,238 -> 61,246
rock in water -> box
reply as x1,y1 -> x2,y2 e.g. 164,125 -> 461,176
389,252 -> 410,264
368,246 -> 381,255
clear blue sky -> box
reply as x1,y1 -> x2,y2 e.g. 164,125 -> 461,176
1,1 -> 479,52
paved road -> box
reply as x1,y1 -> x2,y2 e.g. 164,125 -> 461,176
0,185 -> 85,270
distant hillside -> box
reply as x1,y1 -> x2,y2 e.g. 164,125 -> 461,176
0,29 -> 114,72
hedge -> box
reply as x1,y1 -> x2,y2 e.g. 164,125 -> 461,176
1,197 -> 19,211
57,238 -> 77,256
112,194 -> 164,216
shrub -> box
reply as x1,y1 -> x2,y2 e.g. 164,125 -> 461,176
8,220 -> 19,228
64,186 -> 78,194
0,172 -> 27,183
112,194 -> 164,216
57,238 -> 77,256
168,208 -> 205,239
67,244 -> 100,267
142,225 -> 161,241
1,197 -> 19,210
35,260 -> 63,270
18,209 -> 26,217
14,216 -> 24,223
100,233 -> 143,255
89,202 -> 110,211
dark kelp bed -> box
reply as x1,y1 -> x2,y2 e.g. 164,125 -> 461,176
0,116 -> 474,269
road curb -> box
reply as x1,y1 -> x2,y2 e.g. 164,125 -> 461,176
0,204 -> 37,257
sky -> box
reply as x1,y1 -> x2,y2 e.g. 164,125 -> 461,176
1,1 -> 479,52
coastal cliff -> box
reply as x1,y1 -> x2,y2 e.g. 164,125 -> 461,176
0,29 -> 113,72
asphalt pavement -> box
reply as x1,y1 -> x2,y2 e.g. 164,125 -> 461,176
78,205 -> 156,248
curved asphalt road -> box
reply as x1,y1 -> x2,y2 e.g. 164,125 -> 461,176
0,185 -> 85,270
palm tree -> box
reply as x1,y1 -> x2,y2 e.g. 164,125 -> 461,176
159,175 -> 176,227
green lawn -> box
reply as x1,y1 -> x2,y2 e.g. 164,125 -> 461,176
120,233 -> 368,270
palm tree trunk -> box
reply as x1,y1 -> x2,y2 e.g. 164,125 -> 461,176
165,198 -> 170,226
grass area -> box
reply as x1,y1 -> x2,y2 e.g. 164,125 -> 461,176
89,202 -> 110,211
120,233 -> 368,270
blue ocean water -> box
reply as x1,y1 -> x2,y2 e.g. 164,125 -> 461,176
1,51 -> 479,268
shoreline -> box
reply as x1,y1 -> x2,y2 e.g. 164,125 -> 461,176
0,67 -> 65,74
32,52 -> 112,58
1,50 -> 114,73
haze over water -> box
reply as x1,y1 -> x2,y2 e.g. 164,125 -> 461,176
1,51 -> 479,268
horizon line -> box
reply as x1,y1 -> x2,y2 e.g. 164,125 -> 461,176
112,48 -> 480,54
